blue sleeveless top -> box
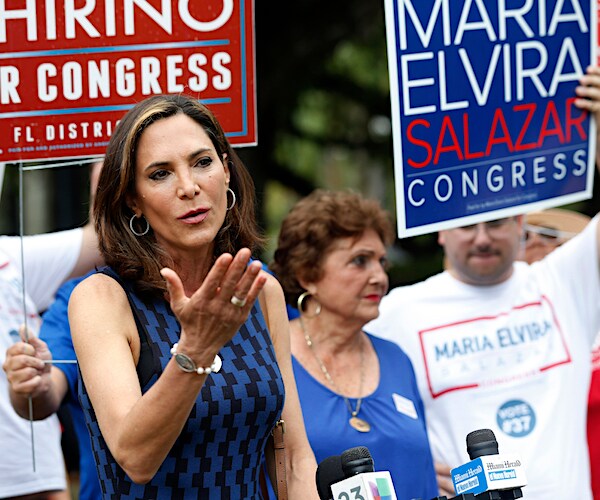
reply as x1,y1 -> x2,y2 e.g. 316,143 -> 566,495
293,333 -> 438,499
78,269 -> 285,499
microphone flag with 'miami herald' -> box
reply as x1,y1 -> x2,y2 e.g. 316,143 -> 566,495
316,446 -> 398,500
450,429 -> 527,498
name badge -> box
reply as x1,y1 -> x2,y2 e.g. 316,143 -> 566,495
393,393 -> 418,419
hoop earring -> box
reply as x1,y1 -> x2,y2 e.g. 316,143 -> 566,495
129,214 -> 150,236
226,188 -> 236,211
297,291 -> 321,318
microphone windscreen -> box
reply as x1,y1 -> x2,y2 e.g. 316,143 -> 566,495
466,428 -> 499,459
341,446 -> 374,476
316,455 -> 344,500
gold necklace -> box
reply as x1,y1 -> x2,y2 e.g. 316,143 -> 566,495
299,317 -> 371,433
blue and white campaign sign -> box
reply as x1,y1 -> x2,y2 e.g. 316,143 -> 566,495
384,0 -> 597,237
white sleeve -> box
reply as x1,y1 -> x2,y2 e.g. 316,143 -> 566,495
0,228 -> 83,311
538,214 -> 600,345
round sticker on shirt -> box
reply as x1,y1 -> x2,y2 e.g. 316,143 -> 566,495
496,400 -> 536,438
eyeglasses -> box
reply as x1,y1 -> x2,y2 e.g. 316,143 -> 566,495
523,223 -> 575,243
455,218 -> 514,237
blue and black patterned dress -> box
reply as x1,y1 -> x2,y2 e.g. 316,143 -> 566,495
78,268 -> 285,499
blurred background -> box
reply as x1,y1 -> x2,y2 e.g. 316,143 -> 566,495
1,1 -> 599,288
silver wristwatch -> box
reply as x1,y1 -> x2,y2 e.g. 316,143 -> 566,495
174,352 -> 197,373
170,343 -> 222,375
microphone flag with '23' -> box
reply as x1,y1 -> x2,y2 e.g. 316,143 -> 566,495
316,446 -> 398,500
450,429 -> 527,498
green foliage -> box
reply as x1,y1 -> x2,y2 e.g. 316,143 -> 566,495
254,1 -> 442,284
328,40 -> 391,93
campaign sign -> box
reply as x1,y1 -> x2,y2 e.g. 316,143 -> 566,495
0,0 -> 256,163
384,0 -> 597,237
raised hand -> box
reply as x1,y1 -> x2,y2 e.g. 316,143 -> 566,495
576,65 -> 600,117
160,248 -> 267,363
575,65 -> 600,171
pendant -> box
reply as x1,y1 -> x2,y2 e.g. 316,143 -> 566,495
349,416 -> 371,433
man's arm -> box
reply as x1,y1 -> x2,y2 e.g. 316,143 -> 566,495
11,367 -> 69,420
576,65 -> 600,170
575,66 -> 600,268
0,161 -> 104,309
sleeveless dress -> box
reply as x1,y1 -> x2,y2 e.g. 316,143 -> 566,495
78,268 -> 285,499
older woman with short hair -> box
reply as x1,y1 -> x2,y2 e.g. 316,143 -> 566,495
270,189 -> 438,499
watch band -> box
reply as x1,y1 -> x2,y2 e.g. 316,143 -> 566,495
170,343 -> 222,375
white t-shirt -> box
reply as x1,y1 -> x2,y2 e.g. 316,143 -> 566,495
367,218 -> 600,499
0,229 -> 81,497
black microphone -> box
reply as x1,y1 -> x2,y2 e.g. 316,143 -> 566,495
316,454 -> 345,500
466,429 -> 499,460
341,445 -> 375,476
315,447 -> 373,500
317,446 -> 397,500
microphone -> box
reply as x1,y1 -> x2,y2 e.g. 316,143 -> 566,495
316,454 -> 345,500
467,429 -> 498,459
449,429 -> 526,499
326,446 -> 398,500
341,446 -> 374,476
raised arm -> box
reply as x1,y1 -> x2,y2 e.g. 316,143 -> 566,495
259,273 -> 319,499
574,66 -> 600,275
70,249 -> 266,484
575,65 -> 600,168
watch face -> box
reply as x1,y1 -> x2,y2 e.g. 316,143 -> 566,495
175,353 -> 196,372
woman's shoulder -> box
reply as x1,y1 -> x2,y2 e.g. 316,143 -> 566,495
71,268 -> 129,306
259,269 -> 284,302
256,270 -> 288,341
69,268 -> 138,345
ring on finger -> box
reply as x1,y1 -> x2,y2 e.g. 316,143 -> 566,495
230,295 -> 246,308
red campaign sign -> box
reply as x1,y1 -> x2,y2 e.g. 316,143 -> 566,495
0,0 -> 256,163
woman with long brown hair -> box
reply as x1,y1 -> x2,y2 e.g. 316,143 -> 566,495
69,94 -> 317,498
